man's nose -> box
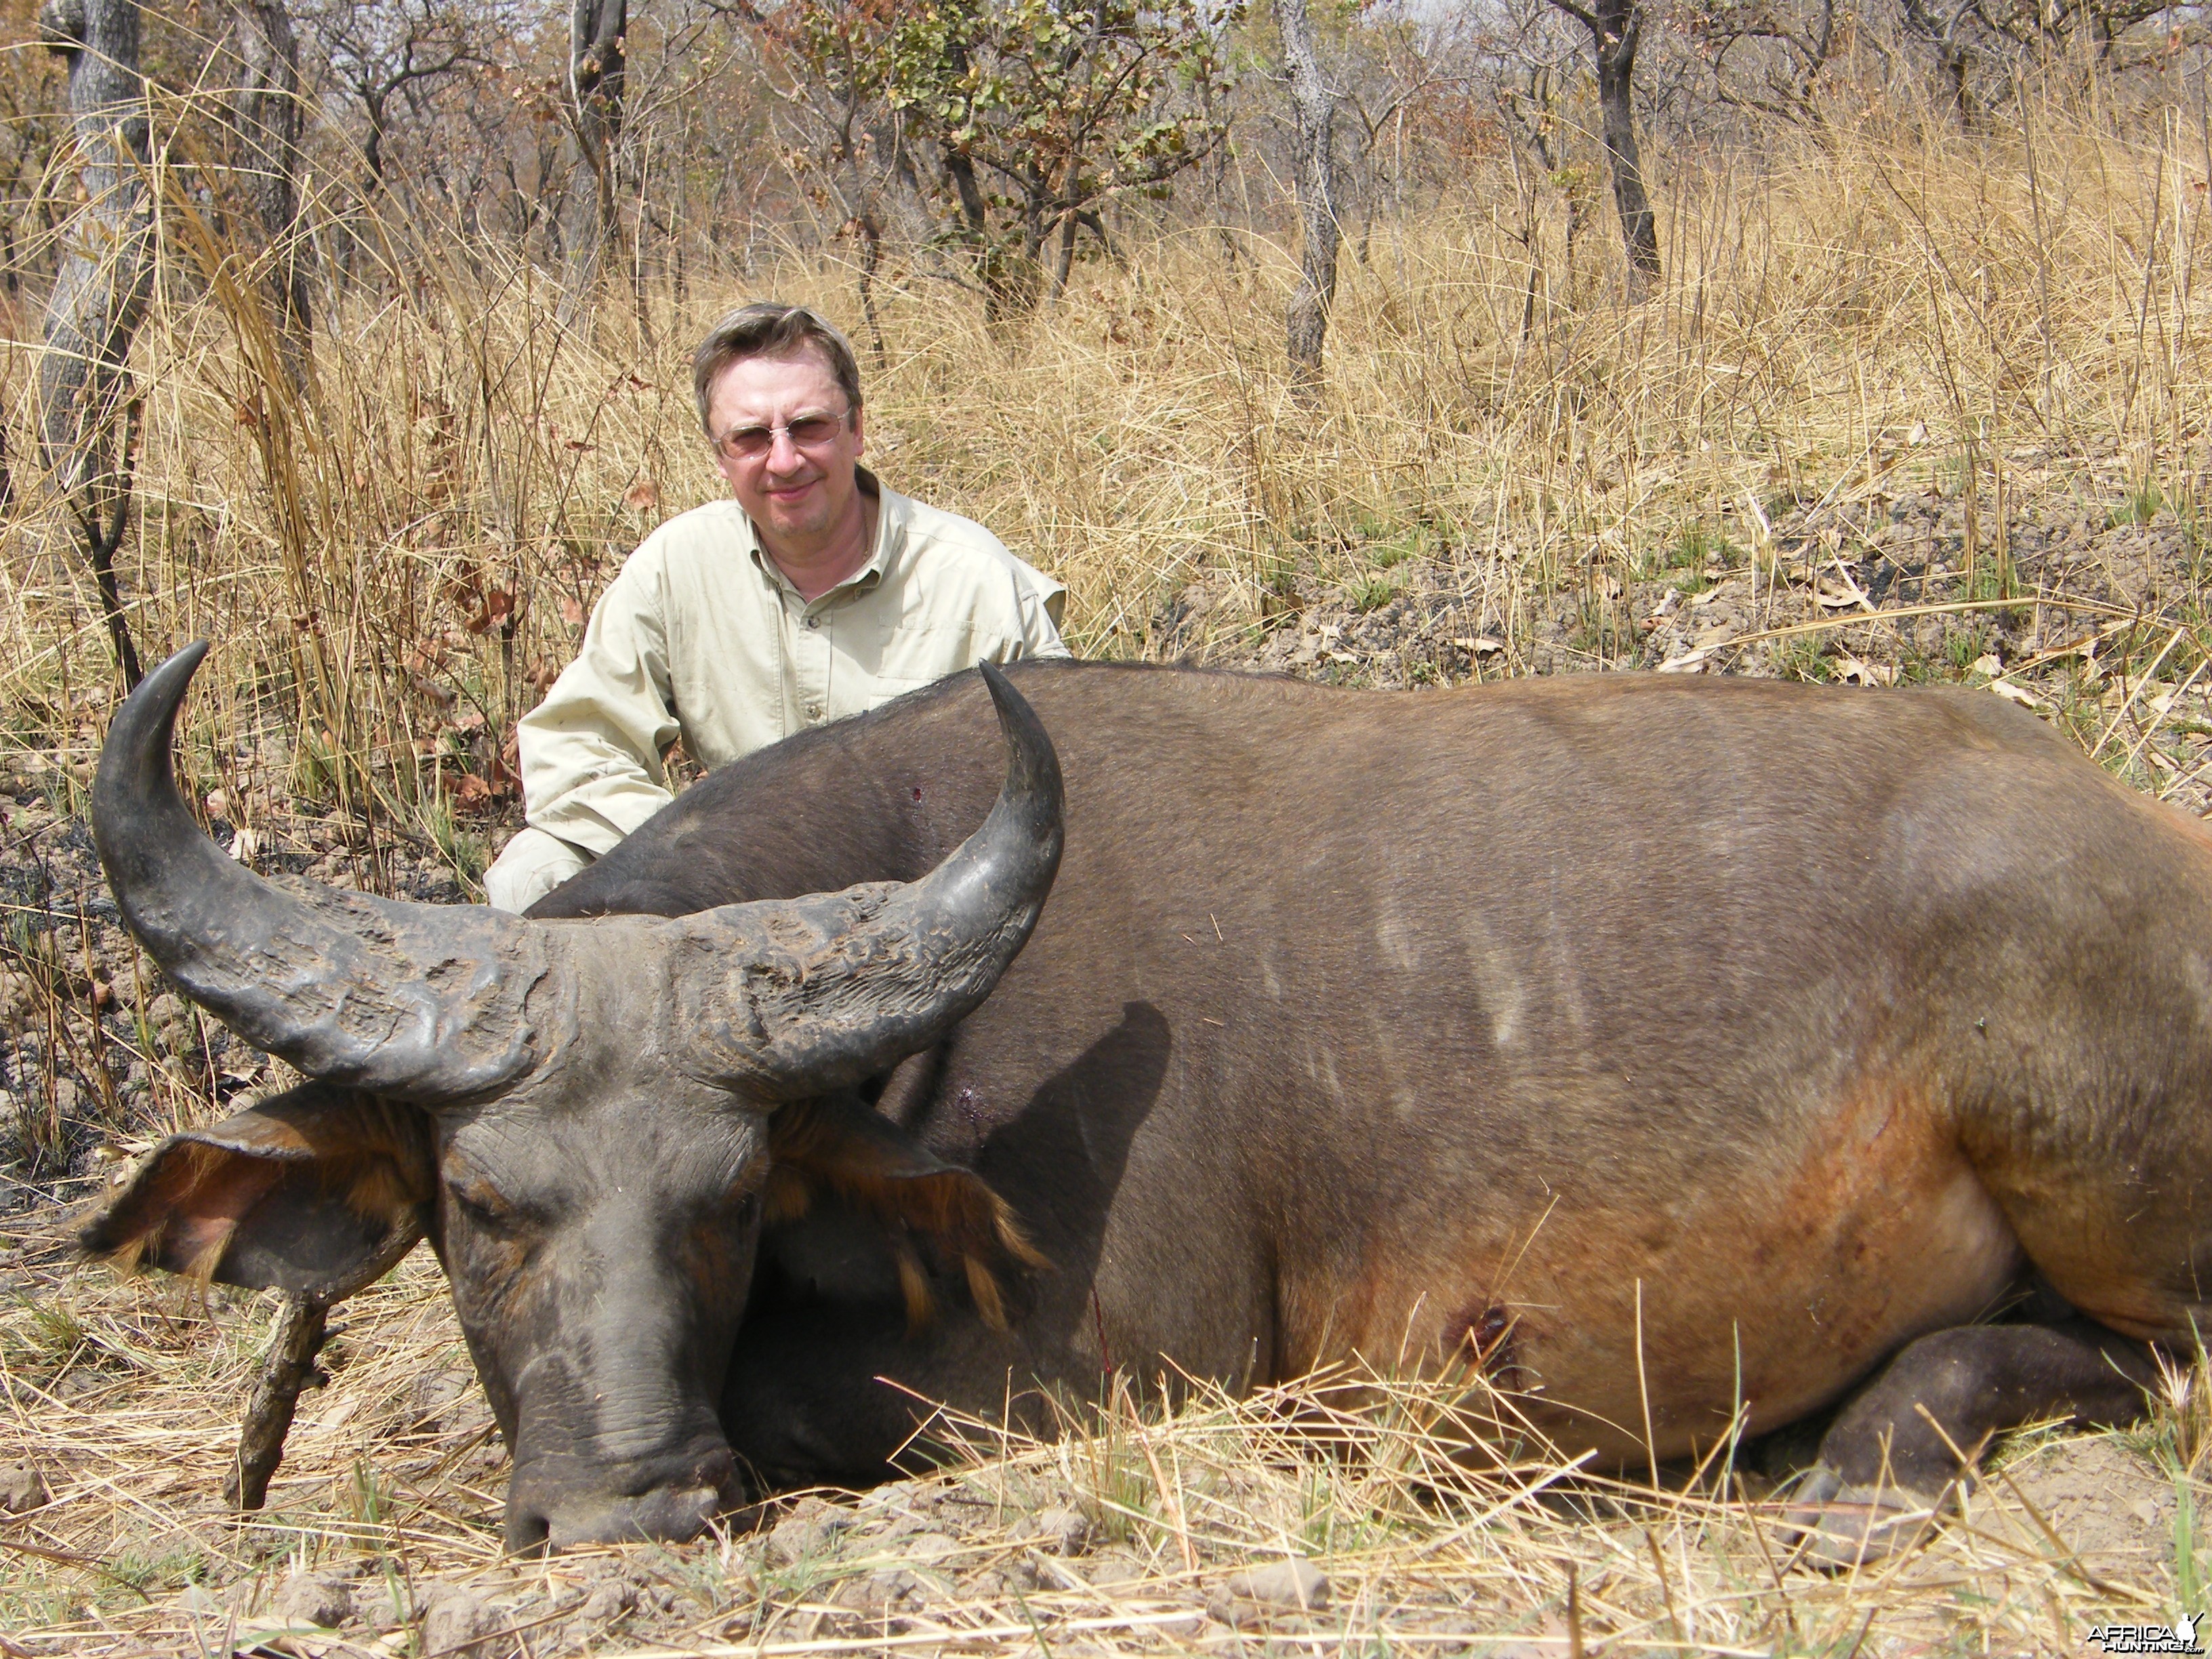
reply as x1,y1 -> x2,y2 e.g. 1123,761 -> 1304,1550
765,427 -> 808,470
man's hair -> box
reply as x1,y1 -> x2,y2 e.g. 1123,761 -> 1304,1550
692,302 -> 864,435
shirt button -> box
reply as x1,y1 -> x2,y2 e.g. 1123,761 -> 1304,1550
806,703 -> 821,720
804,616 -> 819,630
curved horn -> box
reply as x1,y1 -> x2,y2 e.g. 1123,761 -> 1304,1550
674,660 -> 1063,1099
94,644 -> 556,1100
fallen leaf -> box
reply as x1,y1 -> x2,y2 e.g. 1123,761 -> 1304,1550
228,827 -> 261,863
1971,653 -> 2004,678
1989,680 -> 2045,709
408,672 -> 456,708
462,586 -> 516,635
1451,636 -> 1505,655
1656,644 -> 1718,674
1834,653 -> 1896,687
623,477 -> 660,512
559,594 -> 586,627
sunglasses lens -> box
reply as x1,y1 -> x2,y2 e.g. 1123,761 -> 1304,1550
716,411 -> 844,460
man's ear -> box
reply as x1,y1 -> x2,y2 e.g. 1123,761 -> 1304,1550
79,1082 -> 434,1300
765,1092 -> 1046,1331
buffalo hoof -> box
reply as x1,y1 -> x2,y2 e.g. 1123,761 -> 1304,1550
1779,1465 -> 1940,1570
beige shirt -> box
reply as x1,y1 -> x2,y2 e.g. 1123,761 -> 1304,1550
518,476 -> 1069,856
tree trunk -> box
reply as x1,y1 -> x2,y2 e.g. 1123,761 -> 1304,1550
1588,0 -> 1660,296
942,144 -> 1033,325
1275,0 -> 1338,400
1902,0 -> 1973,128
560,0 -> 626,306
37,0 -> 152,687
855,207 -> 887,369
230,0 -> 312,389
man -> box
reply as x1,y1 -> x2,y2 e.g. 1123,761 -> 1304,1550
484,302 -> 1069,912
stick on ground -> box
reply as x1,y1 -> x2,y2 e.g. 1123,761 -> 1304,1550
224,1292 -> 329,1511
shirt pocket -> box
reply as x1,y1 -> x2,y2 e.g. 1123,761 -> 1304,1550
867,617 -> 981,697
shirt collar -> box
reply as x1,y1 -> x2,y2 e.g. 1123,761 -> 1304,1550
746,466 -> 901,605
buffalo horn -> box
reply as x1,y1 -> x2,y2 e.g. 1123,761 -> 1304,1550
94,643 -> 554,1101
672,661 -> 1063,1099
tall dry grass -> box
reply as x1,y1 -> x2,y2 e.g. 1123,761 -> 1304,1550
7,89 -> 2212,818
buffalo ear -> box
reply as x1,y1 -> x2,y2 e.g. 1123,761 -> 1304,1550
766,1093 -> 1048,1331
80,1082 -> 433,1300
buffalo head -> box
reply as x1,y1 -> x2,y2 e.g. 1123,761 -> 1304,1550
81,644 -> 1061,1550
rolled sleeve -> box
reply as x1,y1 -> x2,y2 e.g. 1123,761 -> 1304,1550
1015,576 -> 1071,659
516,552 -> 682,855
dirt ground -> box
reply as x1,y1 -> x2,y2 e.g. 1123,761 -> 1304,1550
6,474 -> 2212,1654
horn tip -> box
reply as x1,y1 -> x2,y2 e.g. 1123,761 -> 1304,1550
974,661 -> 1063,838
92,642 -> 213,890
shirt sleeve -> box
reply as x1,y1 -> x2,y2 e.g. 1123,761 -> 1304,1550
1018,580 -> 1073,659
515,547 -> 682,857
981,556 -> 1072,662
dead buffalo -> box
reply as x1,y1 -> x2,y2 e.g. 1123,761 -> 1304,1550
84,643 -> 2190,1555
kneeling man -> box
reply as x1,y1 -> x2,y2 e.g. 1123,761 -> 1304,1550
486,302 -> 1069,912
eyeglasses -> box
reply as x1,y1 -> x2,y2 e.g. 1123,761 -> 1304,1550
712,408 -> 851,462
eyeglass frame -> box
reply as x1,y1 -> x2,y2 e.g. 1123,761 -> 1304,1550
710,406 -> 855,464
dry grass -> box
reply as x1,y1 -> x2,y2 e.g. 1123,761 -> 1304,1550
1,1229 -> 2205,1656
8,85 -> 2212,1658
9,93 -> 2212,734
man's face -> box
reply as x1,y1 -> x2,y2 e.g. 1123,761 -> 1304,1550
706,346 -> 867,553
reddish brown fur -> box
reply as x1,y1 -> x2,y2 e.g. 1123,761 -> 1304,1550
765,1095 -> 1047,1332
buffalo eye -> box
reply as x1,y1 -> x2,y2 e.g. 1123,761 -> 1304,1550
445,1172 -> 526,1235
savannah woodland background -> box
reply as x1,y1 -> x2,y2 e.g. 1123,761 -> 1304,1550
2,0 -> 2212,1650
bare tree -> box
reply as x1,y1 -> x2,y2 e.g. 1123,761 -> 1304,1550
304,0 -> 495,192
1275,0 -> 1339,396
1900,0 -> 1978,124
1686,0 -> 1849,121
229,0 -> 313,386
37,0 -> 152,686
562,0 -> 627,298
1543,0 -> 1660,295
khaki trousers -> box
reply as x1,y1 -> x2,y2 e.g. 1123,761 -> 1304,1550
483,825 -> 595,913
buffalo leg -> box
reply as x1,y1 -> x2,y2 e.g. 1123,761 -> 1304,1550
1784,1318 -> 2156,1568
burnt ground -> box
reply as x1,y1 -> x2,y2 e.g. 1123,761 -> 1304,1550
2,477 -> 2211,1652
1162,478 -> 2212,816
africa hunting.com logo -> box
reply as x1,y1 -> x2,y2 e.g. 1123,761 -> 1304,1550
2088,1614 -> 2204,1654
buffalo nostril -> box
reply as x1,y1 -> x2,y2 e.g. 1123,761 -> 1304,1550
545,1483 -> 725,1549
